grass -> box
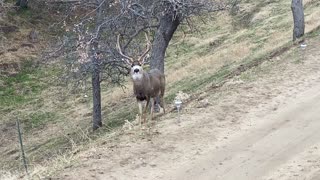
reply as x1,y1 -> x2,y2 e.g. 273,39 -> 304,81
1,0 -> 320,177
0,60 -> 43,106
166,63 -> 234,102
23,111 -> 59,131
0,61 -> 63,109
163,0 -> 320,104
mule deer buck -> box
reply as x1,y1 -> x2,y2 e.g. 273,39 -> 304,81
117,34 -> 166,126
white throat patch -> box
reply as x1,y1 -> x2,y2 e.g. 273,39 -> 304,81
132,73 -> 143,81
131,65 -> 143,81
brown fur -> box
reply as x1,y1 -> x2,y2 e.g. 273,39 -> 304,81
132,69 -> 166,124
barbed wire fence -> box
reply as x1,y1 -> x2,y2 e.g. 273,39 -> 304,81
16,117 -> 29,177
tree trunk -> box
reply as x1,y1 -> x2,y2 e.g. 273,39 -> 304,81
92,0 -> 104,131
150,13 -> 181,73
92,58 -> 102,131
291,0 -> 305,41
150,13 -> 180,111
16,0 -> 28,9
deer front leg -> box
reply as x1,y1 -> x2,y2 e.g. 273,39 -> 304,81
138,101 -> 143,127
143,97 -> 150,124
150,98 -> 154,121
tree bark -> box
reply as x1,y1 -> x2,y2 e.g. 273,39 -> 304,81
149,13 -> 180,111
92,57 -> 102,131
150,13 -> 181,73
92,0 -> 104,131
291,0 -> 305,41
16,0 -> 28,9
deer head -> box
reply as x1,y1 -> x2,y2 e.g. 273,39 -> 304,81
116,33 -> 151,81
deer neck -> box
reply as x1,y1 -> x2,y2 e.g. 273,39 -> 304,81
132,72 -> 150,90
131,71 -> 141,80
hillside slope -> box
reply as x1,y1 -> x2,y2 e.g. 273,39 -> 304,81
0,0 -> 320,178
56,25 -> 320,180
57,28 -> 320,180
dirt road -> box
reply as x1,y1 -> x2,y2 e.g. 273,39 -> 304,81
57,37 -> 320,180
169,83 -> 320,180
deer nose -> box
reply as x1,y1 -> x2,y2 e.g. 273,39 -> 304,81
134,69 -> 139,73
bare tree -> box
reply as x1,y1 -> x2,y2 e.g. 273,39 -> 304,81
53,0 -> 129,131
291,0 -> 305,41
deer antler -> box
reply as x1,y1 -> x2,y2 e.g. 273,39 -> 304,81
117,34 -> 134,64
138,33 -> 152,64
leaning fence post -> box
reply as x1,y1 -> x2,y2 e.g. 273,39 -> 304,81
16,118 -> 29,176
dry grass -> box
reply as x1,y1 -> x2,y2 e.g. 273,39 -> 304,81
163,0 -> 320,100
0,171 -> 20,180
1,0 -> 320,177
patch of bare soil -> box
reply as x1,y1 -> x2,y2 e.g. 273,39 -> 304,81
51,35 -> 320,180
0,16 -> 43,75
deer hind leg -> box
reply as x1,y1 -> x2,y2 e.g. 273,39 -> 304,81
159,89 -> 165,114
159,79 -> 166,114
159,95 -> 165,114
